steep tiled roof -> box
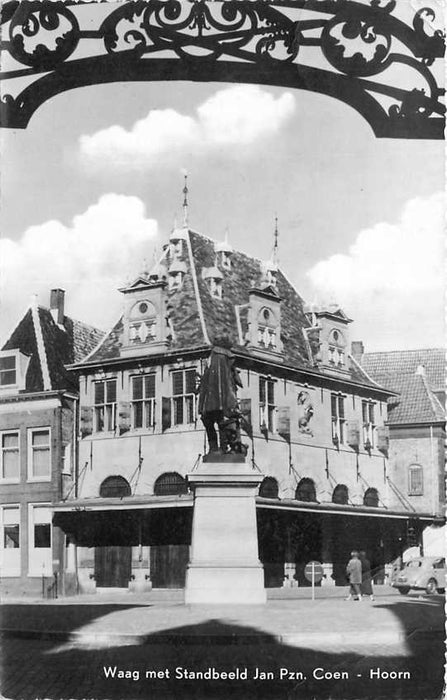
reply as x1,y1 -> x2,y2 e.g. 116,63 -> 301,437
81,230 -> 384,391
2,306 -> 104,393
363,350 -> 445,425
363,349 -> 445,391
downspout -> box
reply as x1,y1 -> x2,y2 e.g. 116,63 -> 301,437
430,424 -> 436,516
74,395 -> 79,499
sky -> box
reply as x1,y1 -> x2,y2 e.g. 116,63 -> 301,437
0,1 -> 445,352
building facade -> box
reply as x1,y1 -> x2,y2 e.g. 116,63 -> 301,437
53,228 -> 440,591
0,291 -> 103,596
360,347 -> 445,558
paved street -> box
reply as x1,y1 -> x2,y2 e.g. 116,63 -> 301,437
1,588 -> 444,700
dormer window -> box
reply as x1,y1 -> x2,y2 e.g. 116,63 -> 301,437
129,300 -> 157,345
220,251 -> 231,270
202,266 -> 223,300
169,260 -> 187,291
215,240 -> 233,271
257,307 -> 277,350
169,272 -> 184,291
0,356 -> 16,386
169,227 -> 188,259
328,329 -> 346,367
206,277 -> 222,299
0,351 -> 29,393
171,240 -> 183,258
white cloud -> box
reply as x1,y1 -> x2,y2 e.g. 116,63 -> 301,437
0,194 -> 158,339
306,192 -> 445,351
79,86 -> 296,169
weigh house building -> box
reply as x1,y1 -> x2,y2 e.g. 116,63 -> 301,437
53,228 -> 439,591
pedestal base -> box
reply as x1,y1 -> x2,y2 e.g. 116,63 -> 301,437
185,460 -> 266,605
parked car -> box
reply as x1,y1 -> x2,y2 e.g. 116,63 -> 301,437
392,556 -> 446,595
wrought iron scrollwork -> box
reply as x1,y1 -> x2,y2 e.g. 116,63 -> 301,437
7,1 -> 79,70
0,0 -> 444,138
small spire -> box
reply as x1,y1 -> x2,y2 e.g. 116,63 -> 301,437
224,226 -> 229,244
182,172 -> 189,228
272,214 -> 279,265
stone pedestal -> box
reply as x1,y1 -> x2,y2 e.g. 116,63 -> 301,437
185,457 -> 266,604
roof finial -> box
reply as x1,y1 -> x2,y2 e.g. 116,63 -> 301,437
272,213 -> 279,265
182,172 -> 189,228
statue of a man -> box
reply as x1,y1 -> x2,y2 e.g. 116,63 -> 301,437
198,338 -> 245,454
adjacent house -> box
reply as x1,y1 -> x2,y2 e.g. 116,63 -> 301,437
0,290 -> 103,596
360,347 -> 445,558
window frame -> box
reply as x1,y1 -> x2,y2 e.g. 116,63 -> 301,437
331,393 -> 346,445
170,368 -> 197,426
0,505 -> 21,577
361,400 -> 376,449
0,429 -> 20,483
27,427 -> 51,482
93,378 -> 117,433
0,354 -> 17,387
28,503 -> 52,577
408,464 -> 424,496
131,373 -> 156,430
259,376 -> 276,432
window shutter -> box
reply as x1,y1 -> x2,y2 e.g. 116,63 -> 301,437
239,398 -> 252,437
346,420 -> 360,448
80,406 -> 93,437
277,406 -> 291,437
377,426 -> 389,455
162,397 -> 171,431
118,401 -> 131,435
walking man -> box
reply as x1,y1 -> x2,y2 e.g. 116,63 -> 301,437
345,551 -> 362,601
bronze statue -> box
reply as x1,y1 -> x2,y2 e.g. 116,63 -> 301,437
198,338 -> 248,456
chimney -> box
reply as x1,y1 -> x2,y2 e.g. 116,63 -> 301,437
416,364 -> 426,377
351,341 -> 364,364
50,288 -> 65,325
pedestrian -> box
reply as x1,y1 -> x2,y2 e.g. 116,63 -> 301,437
359,550 -> 374,600
345,551 -> 362,601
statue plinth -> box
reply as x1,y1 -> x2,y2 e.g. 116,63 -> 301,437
184,457 -> 266,605
202,451 -> 246,463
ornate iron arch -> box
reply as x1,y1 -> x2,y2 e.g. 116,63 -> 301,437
0,0 -> 444,137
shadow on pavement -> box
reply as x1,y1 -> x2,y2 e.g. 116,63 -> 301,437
1,597 -> 444,700
0,603 -> 147,635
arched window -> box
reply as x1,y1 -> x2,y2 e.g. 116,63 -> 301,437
154,472 -> 188,496
363,487 -> 379,507
332,484 -> 349,505
99,475 -> 131,498
259,477 -> 279,499
295,478 -> 317,502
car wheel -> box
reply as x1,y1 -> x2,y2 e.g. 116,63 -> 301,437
426,578 -> 438,595
398,587 -> 410,595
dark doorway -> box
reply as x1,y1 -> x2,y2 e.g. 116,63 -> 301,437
95,475 -> 132,587
94,545 -> 132,587
150,545 -> 189,588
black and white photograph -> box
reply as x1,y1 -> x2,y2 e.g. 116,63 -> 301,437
0,1 -> 445,698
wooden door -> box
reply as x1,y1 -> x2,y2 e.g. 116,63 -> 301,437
150,545 -> 189,588
94,546 -> 132,587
